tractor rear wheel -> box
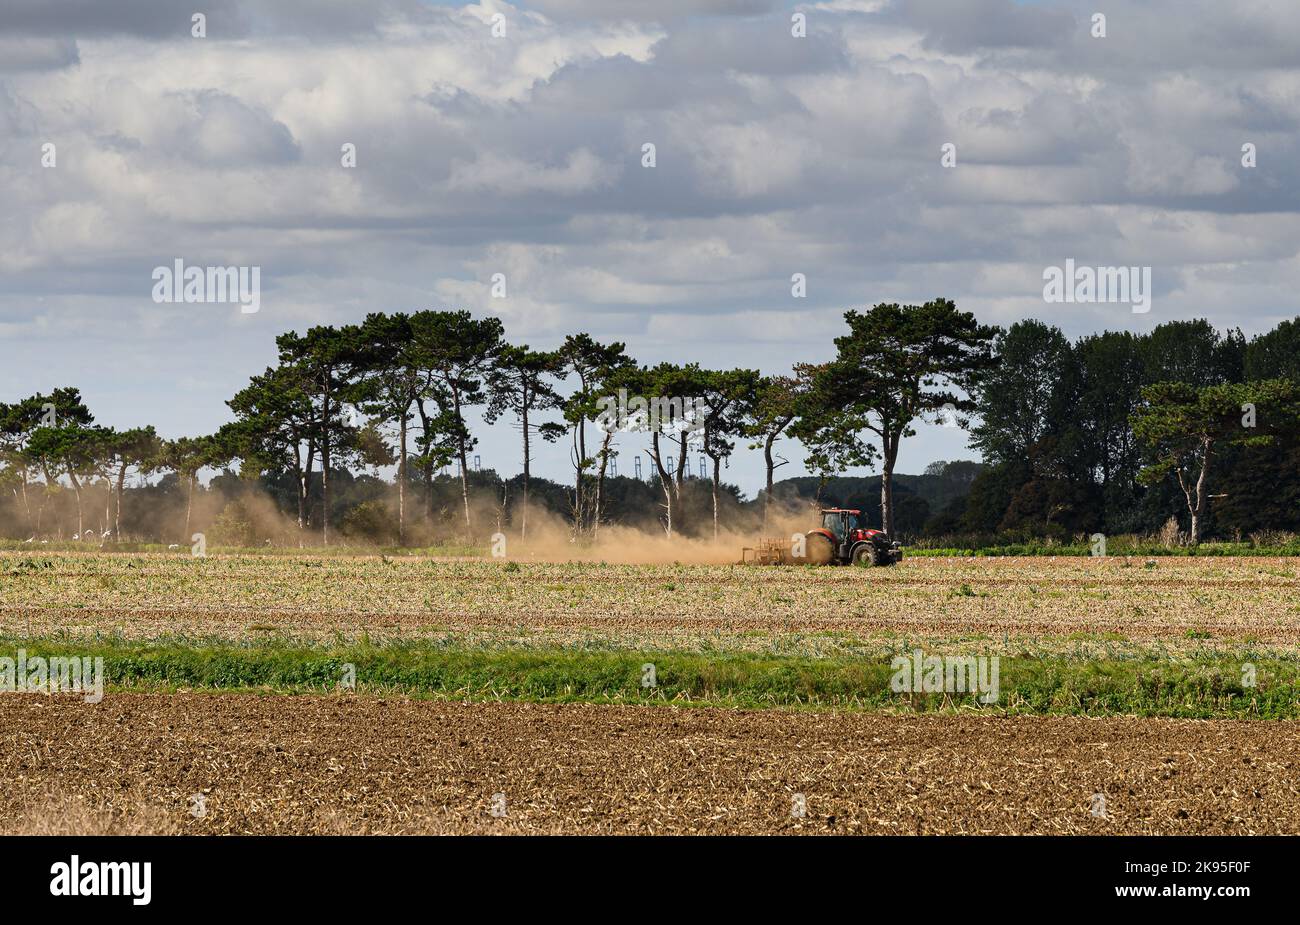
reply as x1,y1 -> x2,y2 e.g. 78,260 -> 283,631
804,533 -> 835,565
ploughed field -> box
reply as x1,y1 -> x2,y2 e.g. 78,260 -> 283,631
1,694 -> 1297,835
2,551 -> 1298,646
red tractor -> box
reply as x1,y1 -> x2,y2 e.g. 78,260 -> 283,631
804,508 -> 902,566
742,508 -> 903,566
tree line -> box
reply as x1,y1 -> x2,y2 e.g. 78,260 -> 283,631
2,304 -> 1297,547
956,317 -> 1300,544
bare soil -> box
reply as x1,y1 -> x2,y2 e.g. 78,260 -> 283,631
2,693 -> 1296,835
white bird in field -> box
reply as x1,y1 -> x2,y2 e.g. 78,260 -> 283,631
24,537 -> 33,543
102,530 -> 112,538
168,544 -> 179,550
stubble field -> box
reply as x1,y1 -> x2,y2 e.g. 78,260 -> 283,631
3,550 -> 1298,644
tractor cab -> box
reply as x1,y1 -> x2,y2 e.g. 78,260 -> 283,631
821,508 -> 878,543
821,509 -> 857,542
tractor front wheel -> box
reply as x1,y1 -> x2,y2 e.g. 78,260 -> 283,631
852,544 -> 879,567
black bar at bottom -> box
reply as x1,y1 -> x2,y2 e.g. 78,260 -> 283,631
0,835 -> 1284,911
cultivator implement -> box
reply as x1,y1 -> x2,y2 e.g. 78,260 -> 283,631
741,537 -> 790,565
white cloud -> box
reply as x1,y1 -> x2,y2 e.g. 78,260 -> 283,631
447,147 -> 619,194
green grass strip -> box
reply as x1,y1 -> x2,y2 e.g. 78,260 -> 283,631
2,636 -> 1299,718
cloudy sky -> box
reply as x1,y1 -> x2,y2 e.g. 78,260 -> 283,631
2,0 -> 1299,493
